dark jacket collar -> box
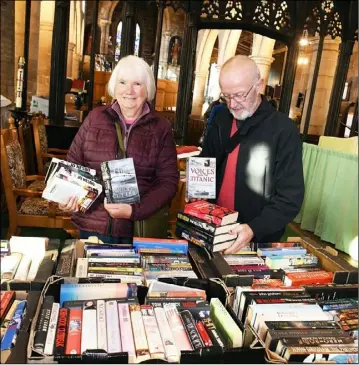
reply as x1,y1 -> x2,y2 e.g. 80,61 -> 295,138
234,95 -> 274,135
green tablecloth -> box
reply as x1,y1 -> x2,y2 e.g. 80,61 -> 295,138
294,143 -> 358,260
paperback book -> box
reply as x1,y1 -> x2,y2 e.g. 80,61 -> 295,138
186,157 -> 216,199
101,158 -> 140,204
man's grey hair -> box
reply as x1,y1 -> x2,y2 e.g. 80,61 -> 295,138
107,55 -> 156,101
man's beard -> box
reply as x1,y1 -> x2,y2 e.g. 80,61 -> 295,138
230,108 -> 253,121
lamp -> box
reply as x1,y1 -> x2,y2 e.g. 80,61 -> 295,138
299,28 -> 309,47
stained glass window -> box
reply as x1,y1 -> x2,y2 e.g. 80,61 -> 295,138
135,24 -> 140,56
115,21 -> 122,62
115,22 -> 140,61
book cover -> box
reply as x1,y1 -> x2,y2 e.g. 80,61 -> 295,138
130,304 -> 150,362
59,283 -> 137,306
0,291 -> 15,322
33,296 -> 54,354
184,201 -> 238,226
65,309 -> 82,355
284,271 -> 334,286
177,211 -> 238,236
101,158 -> 140,204
118,303 -> 136,362
186,157 -> 216,199
257,247 -> 307,257
54,308 -> 69,357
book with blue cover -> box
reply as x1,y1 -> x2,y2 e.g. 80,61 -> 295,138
257,248 -> 307,257
133,238 -> 188,254
59,283 -> 137,306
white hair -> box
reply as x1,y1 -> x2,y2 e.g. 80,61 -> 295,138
107,55 -> 156,101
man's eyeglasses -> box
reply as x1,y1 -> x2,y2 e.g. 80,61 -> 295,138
220,83 -> 256,104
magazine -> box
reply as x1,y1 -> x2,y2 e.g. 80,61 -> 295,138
42,158 -> 102,213
101,158 -> 140,204
186,157 -> 216,199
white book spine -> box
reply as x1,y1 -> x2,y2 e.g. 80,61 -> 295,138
44,303 -> 60,355
141,306 -> 165,359
13,256 -> 32,281
75,258 -> 88,278
81,303 -> 97,353
118,303 -> 136,362
129,304 -> 150,361
164,303 -> 193,351
26,257 -> 42,281
106,300 -> 121,353
154,307 -> 180,363
96,300 -> 107,352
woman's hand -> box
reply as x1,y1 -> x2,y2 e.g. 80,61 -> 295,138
58,196 -> 79,212
104,200 -> 132,219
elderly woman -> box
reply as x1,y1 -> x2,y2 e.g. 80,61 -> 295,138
59,55 -> 179,244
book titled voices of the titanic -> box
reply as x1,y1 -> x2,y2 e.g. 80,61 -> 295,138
101,158 -> 140,204
186,157 -> 216,200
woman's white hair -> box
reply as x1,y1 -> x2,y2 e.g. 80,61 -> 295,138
107,55 -> 156,101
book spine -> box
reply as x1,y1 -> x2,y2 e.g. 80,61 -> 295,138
106,300 -> 121,353
55,246 -> 76,277
175,226 -> 210,250
0,300 -> 26,351
176,221 -> 215,244
265,320 -> 340,331
129,304 -> 150,361
154,307 -> 180,363
141,305 -> 165,359
26,257 -> 43,281
0,291 -> 14,321
96,300 -> 107,352
202,317 -> 224,347
54,308 -> 69,356
13,256 -> 32,280
33,296 -> 54,354
44,302 -> 60,355
163,303 -> 193,351
1,253 -> 22,280
177,212 -> 216,234
65,309 -> 82,355
75,258 -> 88,278
81,301 -> 98,353
195,321 -> 213,347
180,310 -> 203,350
118,303 -> 136,362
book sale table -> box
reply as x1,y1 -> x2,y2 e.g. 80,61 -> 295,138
0,235 -> 358,364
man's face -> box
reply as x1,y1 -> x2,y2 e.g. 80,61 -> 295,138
220,73 -> 261,121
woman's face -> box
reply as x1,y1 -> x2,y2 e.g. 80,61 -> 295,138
115,76 -> 147,115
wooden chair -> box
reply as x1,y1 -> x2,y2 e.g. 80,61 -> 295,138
1,125 -> 75,238
32,113 -> 68,175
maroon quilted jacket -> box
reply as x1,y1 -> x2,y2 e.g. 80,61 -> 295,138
67,101 -> 179,237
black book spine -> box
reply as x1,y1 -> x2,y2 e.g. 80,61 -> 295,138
201,317 -> 224,347
54,307 -> 69,357
33,296 -> 55,353
177,211 -> 216,234
180,310 -> 203,350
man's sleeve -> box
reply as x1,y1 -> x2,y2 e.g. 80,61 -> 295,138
200,120 -> 220,158
247,128 -> 304,242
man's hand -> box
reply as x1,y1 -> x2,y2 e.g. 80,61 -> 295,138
104,201 -> 132,219
224,223 -> 254,254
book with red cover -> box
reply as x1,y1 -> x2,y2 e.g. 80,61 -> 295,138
285,271 -> 334,286
0,291 -> 15,322
184,201 -> 238,226
65,309 -> 82,355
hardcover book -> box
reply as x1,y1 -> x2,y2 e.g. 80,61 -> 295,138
186,157 -> 216,199
184,201 -> 238,226
101,158 -> 140,204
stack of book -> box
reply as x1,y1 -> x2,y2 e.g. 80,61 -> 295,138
175,200 -> 239,252
1,237 -> 48,283
68,238 -> 197,285
42,158 -> 102,212
30,281 -> 244,363
1,291 -> 27,363
232,280 -> 358,363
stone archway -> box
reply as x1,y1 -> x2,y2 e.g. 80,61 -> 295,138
191,29 -> 219,116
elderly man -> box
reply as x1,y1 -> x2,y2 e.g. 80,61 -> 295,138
201,55 -> 304,253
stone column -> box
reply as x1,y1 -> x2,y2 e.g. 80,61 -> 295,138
37,21 -> 54,97
158,31 -> 171,79
14,1 -> 26,94
250,34 -> 275,92
301,36 -> 341,135
99,18 -> 111,54
67,42 -> 75,78
191,71 -> 208,116
210,64 -> 222,101
72,52 -> 82,80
